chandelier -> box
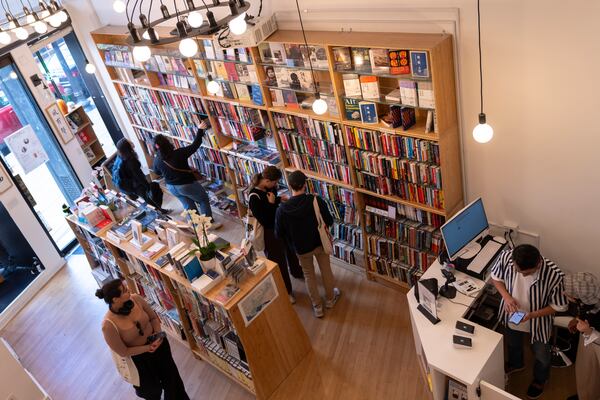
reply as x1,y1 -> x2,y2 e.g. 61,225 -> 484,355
113,0 -> 256,61
0,0 -> 69,45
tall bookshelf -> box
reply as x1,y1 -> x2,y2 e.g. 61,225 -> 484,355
91,27 -> 463,291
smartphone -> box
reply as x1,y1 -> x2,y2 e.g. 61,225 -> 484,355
509,311 -> 526,324
147,331 -> 166,343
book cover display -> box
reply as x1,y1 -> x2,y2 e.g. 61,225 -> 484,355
389,50 -> 410,75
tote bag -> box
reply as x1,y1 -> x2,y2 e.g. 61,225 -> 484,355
244,192 -> 265,251
105,319 -> 140,386
313,196 -> 333,254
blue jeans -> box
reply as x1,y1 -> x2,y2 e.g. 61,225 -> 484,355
167,181 -> 212,219
505,327 -> 551,384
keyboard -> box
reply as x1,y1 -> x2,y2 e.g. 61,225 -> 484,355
467,240 -> 503,274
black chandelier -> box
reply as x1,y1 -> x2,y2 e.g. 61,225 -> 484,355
114,0 -> 257,60
0,0 -> 69,45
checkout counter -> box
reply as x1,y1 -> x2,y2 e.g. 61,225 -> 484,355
407,260 -> 519,400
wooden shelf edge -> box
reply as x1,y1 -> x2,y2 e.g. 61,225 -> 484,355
355,188 -> 446,216
367,271 -> 411,291
283,167 -> 354,190
191,348 -> 256,394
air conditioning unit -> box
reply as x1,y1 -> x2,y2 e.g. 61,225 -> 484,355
214,14 -> 277,49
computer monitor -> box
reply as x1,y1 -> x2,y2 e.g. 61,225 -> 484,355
440,198 -> 489,261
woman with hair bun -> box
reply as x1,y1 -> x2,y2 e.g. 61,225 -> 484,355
96,279 -> 189,400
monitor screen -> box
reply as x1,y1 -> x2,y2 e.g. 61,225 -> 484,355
440,198 -> 489,259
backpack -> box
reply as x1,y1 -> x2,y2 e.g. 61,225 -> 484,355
111,156 -> 125,191
243,192 -> 265,251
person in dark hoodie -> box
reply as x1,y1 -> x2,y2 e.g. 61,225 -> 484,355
275,170 -> 340,318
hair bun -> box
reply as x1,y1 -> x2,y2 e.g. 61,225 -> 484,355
95,288 -> 105,299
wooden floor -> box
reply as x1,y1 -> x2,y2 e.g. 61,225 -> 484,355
0,214 -> 577,399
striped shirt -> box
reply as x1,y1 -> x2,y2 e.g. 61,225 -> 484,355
490,250 -> 568,343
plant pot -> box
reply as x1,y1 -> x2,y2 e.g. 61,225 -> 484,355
199,257 -> 216,273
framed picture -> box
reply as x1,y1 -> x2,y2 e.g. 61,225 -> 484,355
238,273 -> 279,326
45,103 -> 74,144
0,161 -> 12,193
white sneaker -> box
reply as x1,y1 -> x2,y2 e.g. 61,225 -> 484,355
289,293 -> 296,304
325,288 -> 341,309
313,304 -> 324,318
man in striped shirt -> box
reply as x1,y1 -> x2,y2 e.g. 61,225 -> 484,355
490,244 -> 568,400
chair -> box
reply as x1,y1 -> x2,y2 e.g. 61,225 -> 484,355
551,315 -> 574,368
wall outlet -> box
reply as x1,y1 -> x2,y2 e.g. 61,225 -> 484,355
503,220 -> 519,233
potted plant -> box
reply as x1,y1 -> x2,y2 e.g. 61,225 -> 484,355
182,210 -> 217,271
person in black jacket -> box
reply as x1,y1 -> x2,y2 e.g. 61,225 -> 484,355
248,166 -> 302,303
113,138 -> 164,211
275,170 -> 340,318
153,120 -> 220,228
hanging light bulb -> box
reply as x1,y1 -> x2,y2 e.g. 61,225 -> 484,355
0,31 -> 11,45
9,71 -> 17,80
57,10 -> 68,23
142,29 -> 160,41
179,38 -> 198,57
187,11 -> 204,28
7,20 -> 16,30
14,27 -> 29,40
33,20 -> 48,34
113,0 -> 126,13
47,14 -> 61,27
132,45 -> 152,62
25,13 -> 36,24
312,97 -> 328,115
472,113 -> 493,143
85,63 -> 96,74
228,13 -> 247,35
206,75 -> 220,94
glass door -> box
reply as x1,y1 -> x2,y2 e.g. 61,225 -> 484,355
0,57 -> 81,253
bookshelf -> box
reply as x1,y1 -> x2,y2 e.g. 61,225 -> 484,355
67,214 -> 312,400
65,105 -> 106,167
91,26 -> 463,291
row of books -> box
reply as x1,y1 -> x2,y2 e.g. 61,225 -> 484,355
192,156 -> 229,182
157,90 -> 207,115
345,126 -> 440,163
269,89 -> 338,116
288,152 -> 352,184
272,113 -> 344,144
222,143 -> 281,165
342,75 -> 435,109
103,48 -> 141,69
332,222 -> 363,248
144,53 -> 191,76
157,73 -> 199,92
367,256 -> 423,287
121,96 -> 163,121
263,65 -> 316,92
356,172 -> 444,209
258,42 -> 329,69
351,149 -> 443,188
114,67 -> 149,85
197,146 -> 227,165
207,100 -> 270,128
201,40 -> 252,63
210,81 -> 263,106
134,127 -> 158,156
278,131 -> 347,164
367,235 -> 437,272
217,118 -> 266,142
305,179 -> 359,226
364,196 -> 445,229
129,112 -> 165,132
333,241 -> 365,267
198,336 -> 253,388
205,60 -> 259,84
364,212 -> 442,254
333,47 -> 430,78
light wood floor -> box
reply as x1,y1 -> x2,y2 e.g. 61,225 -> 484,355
0,215 -> 577,399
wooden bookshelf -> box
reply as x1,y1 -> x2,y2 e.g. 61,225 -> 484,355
65,105 -> 106,167
67,214 -> 312,399
91,27 -> 463,291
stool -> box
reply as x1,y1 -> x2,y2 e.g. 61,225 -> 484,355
552,316 -> 574,368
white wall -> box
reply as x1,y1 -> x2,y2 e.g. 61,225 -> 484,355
88,0 -> 600,274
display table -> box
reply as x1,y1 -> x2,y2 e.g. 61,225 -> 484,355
407,261 -> 505,400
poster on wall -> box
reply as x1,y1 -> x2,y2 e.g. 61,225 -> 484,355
45,103 -> 74,144
238,273 -> 279,326
5,125 -> 49,174
0,162 -> 12,193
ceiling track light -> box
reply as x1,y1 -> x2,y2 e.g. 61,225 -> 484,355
472,0 -> 493,144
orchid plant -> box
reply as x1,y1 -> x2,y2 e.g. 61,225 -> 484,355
181,209 -> 216,261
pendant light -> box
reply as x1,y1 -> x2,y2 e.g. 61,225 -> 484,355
206,74 -> 220,94
113,0 -> 126,13
295,0 -> 327,115
472,0 -> 493,143
85,60 -> 96,74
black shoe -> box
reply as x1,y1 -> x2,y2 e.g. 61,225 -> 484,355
526,382 -> 544,399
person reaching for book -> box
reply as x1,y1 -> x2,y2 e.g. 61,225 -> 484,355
248,166 -> 302,304
96,279 -> 189,400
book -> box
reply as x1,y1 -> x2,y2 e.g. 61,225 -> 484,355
389,105 -> 403,128
193,59 -> 206,77
359,101 -> 378,124
269,43 -> 287,64
359,75 -> 380,100
389,49 -> 411,75
399,80 -> 418,107
410,51 -> 430,78
309,45 -> 329,69
425,109 -> 434,133
285,44 -> 305,67
235,83 -> 251,101
342,74 -> 362,97
273,67 -> 289,88
224,62 -> 239,81
344,97 -> 361,120
282,90 -> 299,109
250,85 -> 263,105
220,81 -> 236,99
401,107 -> 416,130
270,88 -> 285,106
182,255 -> 203,282
264,66 -> 278,86
213,283 -> 240,305
351,47 -> 371,72
384,88 -> 401,103
203,39 -> 216,59
332,47 -> 352,71
288,71 -> 302,90
234,64 -> 250,83
214,61 -> 228,80
295,70 -> 314,91
417,81 -> 435,109
246,65 -> 259,82
369,48 -> 390,74
258,42 -> 273,63
324,95 -> 339,117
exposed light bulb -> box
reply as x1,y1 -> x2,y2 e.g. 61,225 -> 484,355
472,113 -> 493,143
14,27 -> 28,40
58,10 -> 68,22
85,63 -> 96,74
47,14 -> 61,27
113,0 -> 126,13
228,13 -> 247,35
179,38 -> 198,58
132,45 -> 152,62
207,79 -> 220,94
188,11 -> 204,28
9,71 -> 17,80
26,14 -> 35,24
7,21 -> 16,30
312,98 -> 328,115
34,21 -> 48,34
142,29 -> 160,41
0,31 -> 11,45
40,10 -> 50,19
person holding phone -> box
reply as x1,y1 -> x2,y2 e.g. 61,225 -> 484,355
490,244 -> 568,400
96,279 -> 189,400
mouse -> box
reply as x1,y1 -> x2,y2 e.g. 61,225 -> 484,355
493,236 -> 507,244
